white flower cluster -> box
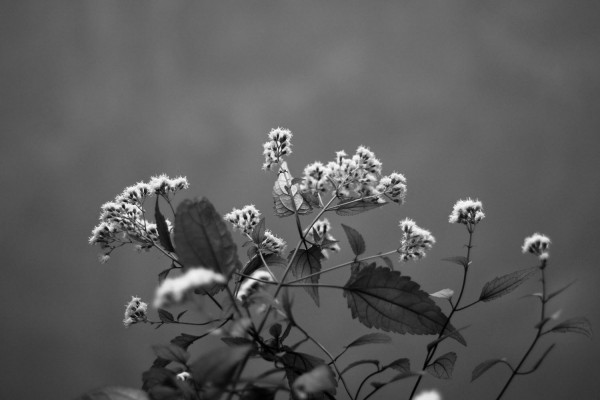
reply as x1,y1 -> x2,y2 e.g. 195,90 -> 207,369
414,390 -> 442,400
262,127 -> 293,171
89,175 -> 187,259
448,198 -> 485,225
398,218 -> 436,262
260,230 -> 287,255
224,205 -> 261,236
237,270 -> 273,303
522,233 -> 551,259
305,218 -> 341,258
153,268 -> 227,308
123,296 -> 148,327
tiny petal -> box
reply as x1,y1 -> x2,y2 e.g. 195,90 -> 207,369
449,198 -> 485,225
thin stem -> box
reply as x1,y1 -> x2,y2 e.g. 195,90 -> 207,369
495,259 -> 547,400
355,369 -> 382,400
146,318 -> 223,327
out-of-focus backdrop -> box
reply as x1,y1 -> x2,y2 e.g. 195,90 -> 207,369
1,1 -> 599,399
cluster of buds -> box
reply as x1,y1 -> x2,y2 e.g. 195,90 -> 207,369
237,270 -> 274,303
123,296 -> 148,327
305,218 -> 341,259
89,175 -> 187,260
259,230 -> 287,255
262,128 -> 293,171
398,218 -> 436,262
522,233 -> 551,260
153,268 -> 227,308
224,205 -> 261,236
448,198 -> 485,226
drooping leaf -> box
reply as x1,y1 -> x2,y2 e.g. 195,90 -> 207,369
152,343 -> 190,365
280,352 -> 332,400
273,164 -> 312,217
343,265 -> 451,335
251,217 -> 266,244
288,246 -> 325,306
293,365 -> 337,399
174,197 -> 242,278
430,289 -> 454,299
385,358 -> 411,374
77,387 -> 150,400
345,333 -> 392,349
158,309 -> 175,323
380,255 -> 394,270
340,359 -> 380,376
341,224 -> 366,256
426,325 -> 470,351
171,333 -> 201,350
547,317 -> 592,338
155,197 -> 175,252
442,256 -> 470,268
471,358 -> 511,382
158,264 -> 175,284
546,280 -> 577,302
425,352 -> 457,379
190,345 -> 252,388
530,343 -> 556,372
479,267 -> 538,302
334,198 -> 386,216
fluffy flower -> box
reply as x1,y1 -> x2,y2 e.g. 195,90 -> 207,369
153,268 -> 227,308
176,372 -> 191,381
224,205 -> 261,236
262,127 -> 293,171
522,233 -> 551,258
260,230 -> 287,255
148,174 -> 190,195
305,218 -> 341,258
123,296 -> 148,327
414,390 -> 442,400
398,218 -> 436,262
448,198 -> 485,225
300,161 -> 332,193
376,172 -> 407,203
237,270 -> 273,303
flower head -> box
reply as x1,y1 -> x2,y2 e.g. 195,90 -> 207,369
237,270 -> 273,303
262,127 -> 293,171
224,205 -> 261,236
376,172 -> 407,203
176,372 -> 191,381
260,230 -> 287,255
522,233 -> 551,259
398,218 -> 436,262
123,296 -> 148,327
449,198 -> 485,225
149,174 -> 189,195
414,390 -> 442,400
153,268 -> 227,308
305,218 -> 341,258
300,161 -> 332,193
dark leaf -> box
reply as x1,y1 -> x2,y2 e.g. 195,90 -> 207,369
334,198 -> 386,216
345,333 -> 392,349
343,265 -> 450,335
221,337 -> 255,347
350,261 -> 372,280
269,323 -> 282,338
471,358 -> 511,382
370,381 -> 385,389
174,197 -> 242,279
142,367 -> 176,392
240,385 -> 277,400
425,352 -> 457,379
385,358 -> 410,374
152,344 -> 190,365
240,254 -> 287,282
281,352 -> 331,400
158,309 -> 175,323
293,365 -> 337,399
380,256 -> 394,270
442,256 -> 470,268
341,224 -> 366,256
77,387 -> 150,400
479,267 -> 538,302
426,325 -> 470,351
282,288 -> 295,325
190,345 -> 252,388
339,359 -> 380,376
170,333 -> 201,350
155,197 -> 175,252
302,190 -> 321,208
288,246 -> 325,306
251,217 -> 266,244
546,280 -> 577,302
548,317 -> 592,338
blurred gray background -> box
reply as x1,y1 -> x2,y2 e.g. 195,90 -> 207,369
1,1 -> 599,399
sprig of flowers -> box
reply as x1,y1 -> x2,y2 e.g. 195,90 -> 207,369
123,296 -> 148,327
522,233 -> 551,259
224,205 -> 261,236
448,198 -> 485,226
398,218 -> 436,262
262,127 -> 293,171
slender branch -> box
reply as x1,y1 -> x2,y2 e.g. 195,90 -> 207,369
355,369 -> 382,400
146,318 -> 223,327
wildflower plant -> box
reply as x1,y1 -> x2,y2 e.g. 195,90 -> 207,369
83,129 -> 591,400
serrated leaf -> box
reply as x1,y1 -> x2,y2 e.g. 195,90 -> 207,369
190,345 -> 252,388
442,256 -> 470,268
341,224 -> 366,256
340,359 -> 380,376
547,317 -> 592,338
345,333 -> 392,349
479,267 -> 538,302
174,197 -> 241,280
471,358 -> 510,382
158,309 -> 174,323
386,358 -> 410,374
170,333 -> 201,350
334,198 -> 386,216
288,246 -> 325,306
251,217 -> 266,244
293,365 -> 337,399
425,352 -> 457,379
343,265 -> 451,335
77,387 -> 150,400
430,289 -> 454,299
152,343 -> 190,365
155,197 -> 175,252
546,280 -> 577,302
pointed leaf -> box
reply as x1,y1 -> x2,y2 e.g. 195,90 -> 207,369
293,365 -> 337,399
430,289 -> 454,299
281,352 -> 331,400
154,197 -> 175,252
385,358 -> 410,374
343,265 -> 450,335
426,325 -> 469,351
472,358 -> 511,382
174,197 -> 242,277
341,224 -> 366,256
190,345 -> 252,388
288,246 -> 325,306
442,256 -> 470,268
479,267 -> 538,302
77,386 -> 150,400
425,352 -> 457,379
340,359 -> 380,376
546,280 -> 577,302
345,333 -> 392,349
380,256 -> 394,270
171,333 -> 201,350
152,343 -> 190,365
547,317 -> 592,338
334,198 -> 386,216
158,309 -> 174,323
